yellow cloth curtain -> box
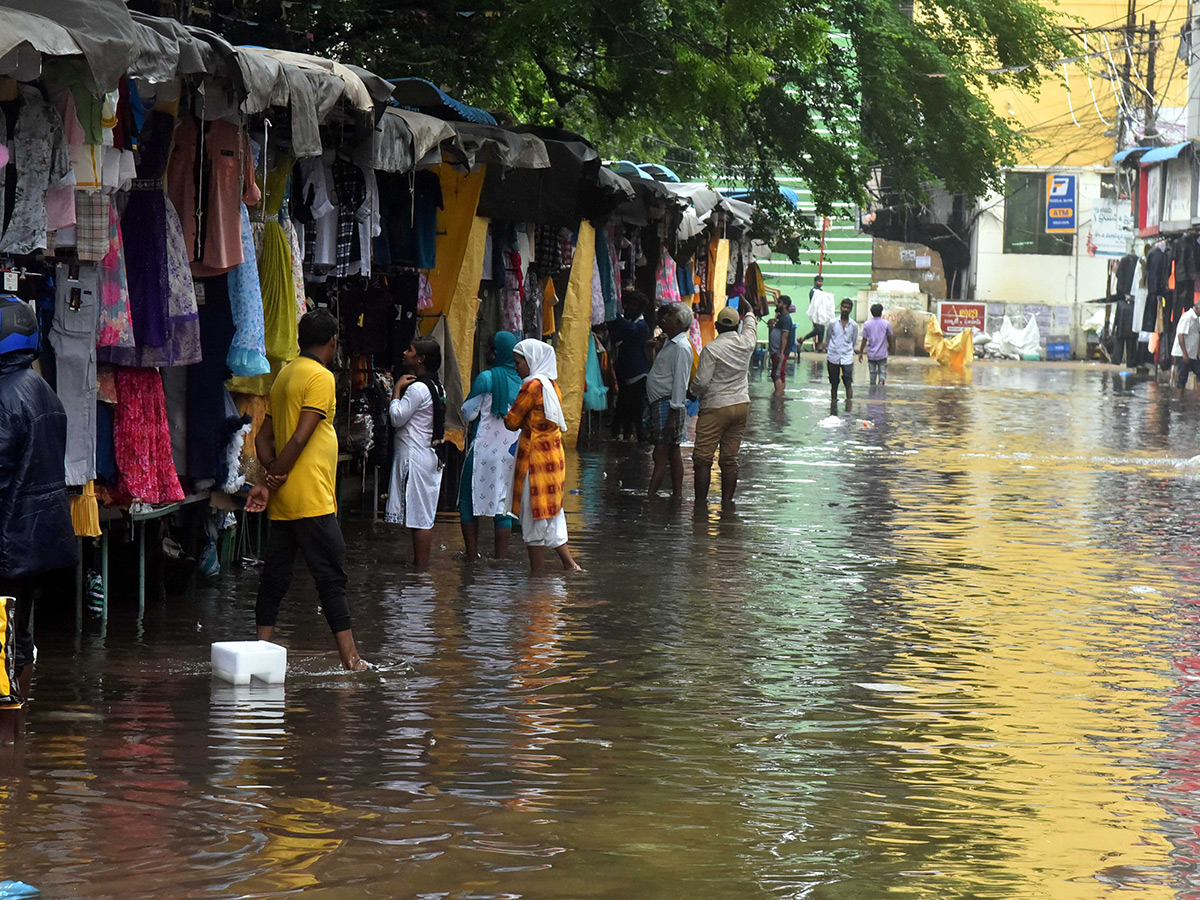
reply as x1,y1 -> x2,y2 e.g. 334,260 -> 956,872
711,238 -> 730,318
442,215 -> 490,449
426,164 -> 487,317
71,481 -> 101,537
557,220 -> 596,445
924,314 -> 974,368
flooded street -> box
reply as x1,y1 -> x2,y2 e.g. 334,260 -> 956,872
5,357 -> 1200,898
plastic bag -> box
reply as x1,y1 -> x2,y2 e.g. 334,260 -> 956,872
1016,314 -> 1041,357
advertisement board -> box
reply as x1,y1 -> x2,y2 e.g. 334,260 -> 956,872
938,301 -> 987,335
1045,173 -> 1077,233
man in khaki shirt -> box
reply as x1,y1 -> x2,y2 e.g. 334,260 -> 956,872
690,304 -> 757,508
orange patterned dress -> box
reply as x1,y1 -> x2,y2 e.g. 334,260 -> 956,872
504,379 -> 565,519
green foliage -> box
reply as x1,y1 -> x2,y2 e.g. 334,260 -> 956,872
252,0 -> 1075,218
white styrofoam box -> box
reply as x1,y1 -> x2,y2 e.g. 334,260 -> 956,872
211,640 -> 287,685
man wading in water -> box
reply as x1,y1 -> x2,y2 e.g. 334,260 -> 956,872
825,298 -> 859,415
246,309 -> 369,671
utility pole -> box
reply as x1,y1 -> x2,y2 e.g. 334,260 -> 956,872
1189,0 -> 1200,140
1145,19 -> 1158,140
1117,0 -> 1136,152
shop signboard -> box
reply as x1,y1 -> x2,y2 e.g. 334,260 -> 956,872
1089,198 -> 1134,257
938,301 -> 986,335
1045,173 -> 1076,233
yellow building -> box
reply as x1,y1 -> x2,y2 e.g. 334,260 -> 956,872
989,0 -> 1190,167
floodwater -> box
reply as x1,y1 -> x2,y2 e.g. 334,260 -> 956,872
4,357 -> 1200,898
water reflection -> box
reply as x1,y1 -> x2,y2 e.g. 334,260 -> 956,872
2,359 -> 1199,897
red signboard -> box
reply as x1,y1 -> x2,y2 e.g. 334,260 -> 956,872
938,301 -> 986,335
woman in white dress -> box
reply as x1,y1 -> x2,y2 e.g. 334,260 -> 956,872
460,331 -> 522,560
386,338 -> 446,568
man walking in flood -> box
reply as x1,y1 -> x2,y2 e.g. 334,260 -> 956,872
246,309 -> 368,671
826,298 -> 859,414
690,304 -> 757,508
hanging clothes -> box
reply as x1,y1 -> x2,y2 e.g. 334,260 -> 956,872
168,117 -> 261,275
120,111 -> 177,356
523,276 -> 544,340
583,333 -> 609,412
225,202 -> 270,377
296,152 -> 337,269
187,275 -> 245,486
596,227 -> 618,320
96,201 -> 135,352
0,85 -> 73,255
332,158 -> 366,277
260,156 -> 298,372
376,169 -> 443,269
655,252 -> 681,305
137,196 -> 202,367
113,366 -> 185,504
51,261 -> 99,486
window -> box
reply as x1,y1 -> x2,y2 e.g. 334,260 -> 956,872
1002,173 -> 1073,256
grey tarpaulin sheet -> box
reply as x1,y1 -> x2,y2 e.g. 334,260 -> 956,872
0,0 -> 136,91
453,123 -> 550,171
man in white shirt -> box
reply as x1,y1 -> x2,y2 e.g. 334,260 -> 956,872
1172,297 -> 1200,390
690,304 -> 758,507
645,302 -> 694,500
825,297 -> 859,414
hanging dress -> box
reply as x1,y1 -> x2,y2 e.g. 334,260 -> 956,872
113,366 -> 185,504
120,110 -> 174,354
96,201 -> 135,352
229,156 -> 296,396
225,202 -> 270,377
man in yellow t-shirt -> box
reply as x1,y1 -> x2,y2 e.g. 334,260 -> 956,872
245,309 -> 367,671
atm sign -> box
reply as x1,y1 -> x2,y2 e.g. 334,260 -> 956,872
938,302 -> 986,335
1045,173 -> 1076,234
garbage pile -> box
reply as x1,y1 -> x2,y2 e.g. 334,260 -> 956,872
975,315 -> 1041,360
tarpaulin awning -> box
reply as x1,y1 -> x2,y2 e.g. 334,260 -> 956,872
610,160 -> 682,183
0,0 -> 137,91
453,123 -> 550,170
392,108 -> 458,165
0,9 -> 81,83
343,63 -> 400,109
389,77 -> 497,125
661,182 -> 722,218
477,127 -> 601,226
128,12 -> 215,83
1112,146 -> 1154,164
246,47 -> 376,114
608,174 -> 683,226
355,106 -> 415,173
1139,142 -> 1192,164
723,186 -> 800,209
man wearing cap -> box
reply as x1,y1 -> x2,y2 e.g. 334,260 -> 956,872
0,296 -> 77,733
689,303 -> 758,508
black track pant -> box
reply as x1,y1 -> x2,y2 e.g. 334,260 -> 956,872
256,514 -> 352,634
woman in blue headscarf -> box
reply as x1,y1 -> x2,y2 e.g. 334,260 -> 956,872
459,331 -> 523,560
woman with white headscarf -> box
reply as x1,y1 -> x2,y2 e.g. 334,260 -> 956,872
504,339 -> 581,573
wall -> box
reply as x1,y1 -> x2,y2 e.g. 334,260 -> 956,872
986,0 -> 1190,167
970,167 -> 1112,351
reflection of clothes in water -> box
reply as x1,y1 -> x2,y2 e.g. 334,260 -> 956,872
386,381 -> 443,529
